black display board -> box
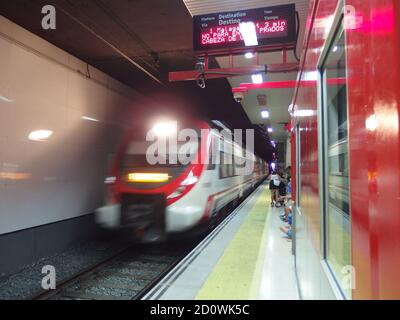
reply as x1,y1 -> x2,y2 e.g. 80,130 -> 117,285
193,4 -> 296,52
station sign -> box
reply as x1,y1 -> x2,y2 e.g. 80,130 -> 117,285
193,4 -> 296,52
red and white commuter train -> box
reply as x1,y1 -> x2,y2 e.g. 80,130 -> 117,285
96,119 -> 268,240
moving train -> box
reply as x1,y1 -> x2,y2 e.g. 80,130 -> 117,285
96,119 -> 268,241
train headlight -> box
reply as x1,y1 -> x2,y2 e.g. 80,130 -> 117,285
152,121 -> 177,137
128,173 -> 170,183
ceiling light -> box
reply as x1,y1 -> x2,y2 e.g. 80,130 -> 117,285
245,52 -> 255,59
268,128 -> 274,133
239,22 -> 258,47
332,45 -> 339,53
81,116 -> 99,122
28,130 -> 53,142
261,110 -> 270,119
252,74 -> 263,84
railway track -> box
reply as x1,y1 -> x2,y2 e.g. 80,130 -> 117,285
31,242 -> 196,300
30,185 -> 262,301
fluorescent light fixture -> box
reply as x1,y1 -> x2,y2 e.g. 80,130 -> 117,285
261,110 -> 270,119
0,95 -> 13,103
239,22 -> 258,47
293,109 -> 316,117
81,116 -> 99,122
245,52 -> 255,59
152,121 -> 177,137
268,127 -> 274,133
28,130 -> 53,142
252,74 -> 263,84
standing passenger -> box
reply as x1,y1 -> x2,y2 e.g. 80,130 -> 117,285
269,171 -> 281,207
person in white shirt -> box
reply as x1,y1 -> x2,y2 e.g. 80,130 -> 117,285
268,171 -> 281,207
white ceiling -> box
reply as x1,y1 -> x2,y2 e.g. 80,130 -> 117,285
183,0 -> 310,142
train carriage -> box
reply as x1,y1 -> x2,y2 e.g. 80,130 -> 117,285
96,119 -> 268,241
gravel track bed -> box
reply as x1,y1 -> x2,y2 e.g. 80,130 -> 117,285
0,239 -> 128,300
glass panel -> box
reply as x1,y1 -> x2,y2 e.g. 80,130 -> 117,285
323,26 -> 352,298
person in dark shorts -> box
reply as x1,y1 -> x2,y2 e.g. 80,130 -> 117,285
276,178 -> 287,208
269,171 -> 281,207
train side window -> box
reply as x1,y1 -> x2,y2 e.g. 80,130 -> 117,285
320,18 -> 351,299
207,140 -> 216,171
229,154 -> 235,177
234,155 -> 246,176
228,153 -> 235,177
219,151 -> 229,178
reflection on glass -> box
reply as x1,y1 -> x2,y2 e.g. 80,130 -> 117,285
28,130 -> 53,142
0,172 -> 32,181
323,25 -> 351,298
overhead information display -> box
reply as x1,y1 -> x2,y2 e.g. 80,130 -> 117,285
193,4 -> 296,52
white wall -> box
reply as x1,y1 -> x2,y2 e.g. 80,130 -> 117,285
0,16 -> 148,234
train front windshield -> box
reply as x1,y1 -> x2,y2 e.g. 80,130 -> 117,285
120,139 -> 200,188
122,140 -> 200,167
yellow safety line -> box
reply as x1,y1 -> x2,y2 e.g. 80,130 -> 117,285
249,193 -> 271,299
196,187 -> 270,300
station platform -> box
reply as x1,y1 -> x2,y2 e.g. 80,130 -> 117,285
143,184 -> 299,300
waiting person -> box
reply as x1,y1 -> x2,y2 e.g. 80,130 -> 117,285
280,205 -> 293,239
269,171 -> 281,207
280,180 -> 293,239
276,178 -> 287,208
280,205 -> 292,223
275,178 -> 291,207
280,225 -> 292,240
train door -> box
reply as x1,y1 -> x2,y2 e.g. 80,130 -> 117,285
204,130 -> 218,195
